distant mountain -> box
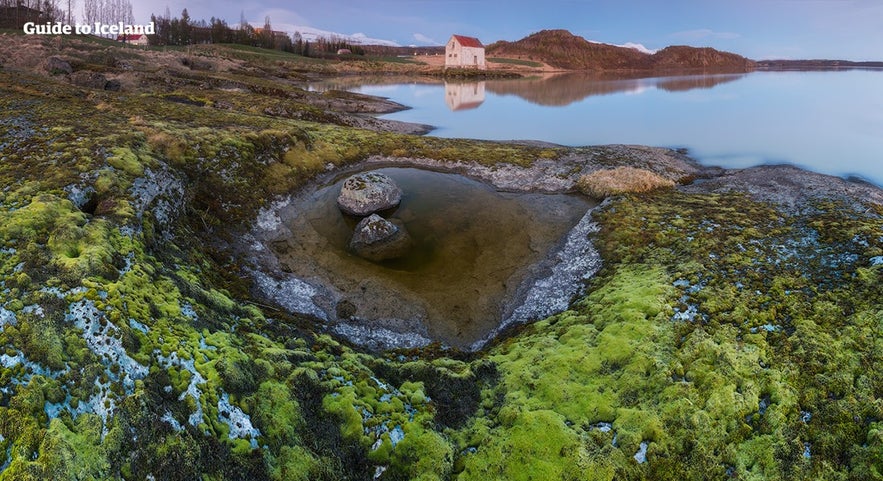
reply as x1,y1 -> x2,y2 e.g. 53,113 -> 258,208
279,24 -> 400,47
486,29 -> 754,71
755,59 -> 883,69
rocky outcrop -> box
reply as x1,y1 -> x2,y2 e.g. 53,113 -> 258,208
337,172 -> 402,216
70,70 -> 109,90
44,56 -> 72,75
349,214 -> 412,261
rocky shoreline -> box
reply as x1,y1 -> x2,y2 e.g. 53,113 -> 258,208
240,131 -> 883,352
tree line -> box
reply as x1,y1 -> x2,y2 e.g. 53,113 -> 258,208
148,9 -> 366,57
0,0 -> 133,32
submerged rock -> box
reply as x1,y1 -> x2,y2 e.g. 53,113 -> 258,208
337,172 -> 402,216
349,214 -> 412,261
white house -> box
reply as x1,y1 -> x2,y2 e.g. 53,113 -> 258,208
445,35 -> 486,70
117,34 -> 149,46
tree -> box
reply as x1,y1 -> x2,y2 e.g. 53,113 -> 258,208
261,15 -> 273,49
179,8 -> 190,44
291,31 -> 303,54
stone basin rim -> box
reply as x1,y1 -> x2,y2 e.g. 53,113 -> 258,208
243,157 -> 605,353
240,148 -> 883,353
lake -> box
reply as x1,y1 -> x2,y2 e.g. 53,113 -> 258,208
314,70 -> 883,187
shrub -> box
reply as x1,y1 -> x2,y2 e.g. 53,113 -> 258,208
577,167 -> 675,198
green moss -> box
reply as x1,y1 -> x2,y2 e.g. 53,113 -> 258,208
459,409 -> 588,481
107,147 -> 145,177
3,37 -> 883,481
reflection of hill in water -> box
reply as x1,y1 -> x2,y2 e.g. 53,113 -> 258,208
485,72 -> 746,106
308,75 -> 440,92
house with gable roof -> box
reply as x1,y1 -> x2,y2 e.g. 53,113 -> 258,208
445,35 -> 486,70
117,34 -> 149,46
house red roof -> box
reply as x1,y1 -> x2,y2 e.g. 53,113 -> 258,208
452,35 -> 483,48
117,34 -> 145,41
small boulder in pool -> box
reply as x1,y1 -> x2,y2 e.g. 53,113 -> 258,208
349,214 -> 412,261
337,172 -> 402,216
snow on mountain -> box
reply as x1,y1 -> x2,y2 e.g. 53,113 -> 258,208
588,39 -> 657,55
619,42 -> 657,55
263,23 -> 401,46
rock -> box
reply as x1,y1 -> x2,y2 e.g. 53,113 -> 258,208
69,70 -> 108,90
44,56 -> 72,75
349,214 -> 412,261
104,79 -> 122,91
337,172 -> 402,216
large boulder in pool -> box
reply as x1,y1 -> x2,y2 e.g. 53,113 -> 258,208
337,172 -> 402,216
349,214 -> 412,261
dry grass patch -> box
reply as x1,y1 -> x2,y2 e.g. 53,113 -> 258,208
577,167 -> 675,198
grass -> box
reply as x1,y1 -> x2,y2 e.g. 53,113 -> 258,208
364,55 -> 422,64
577,166 -> 676,198
487,57 -> 543,68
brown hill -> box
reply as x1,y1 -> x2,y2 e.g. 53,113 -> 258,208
486,29 -> 754,71
651,45 -> 754,70
487,29 -> 647,70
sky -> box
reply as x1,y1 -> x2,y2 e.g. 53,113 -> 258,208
124,0 -> 883,61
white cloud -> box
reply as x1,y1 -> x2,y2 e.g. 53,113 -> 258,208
670,28 -> 741,41
413,33 -> 440,45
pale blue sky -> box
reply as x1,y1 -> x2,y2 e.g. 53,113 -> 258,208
130,0 -> 883,60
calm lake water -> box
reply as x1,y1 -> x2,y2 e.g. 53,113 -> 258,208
319,70 -> 883,187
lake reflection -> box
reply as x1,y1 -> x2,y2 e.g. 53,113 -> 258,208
445,82 -> 486,110
332,70 -> 883,187
484,72 -> 746,106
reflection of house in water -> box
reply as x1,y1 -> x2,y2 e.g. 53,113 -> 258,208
445,82 -> 486,111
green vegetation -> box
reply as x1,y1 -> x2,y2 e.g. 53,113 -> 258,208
487,57 -> 543,68
0,33 -> 881,481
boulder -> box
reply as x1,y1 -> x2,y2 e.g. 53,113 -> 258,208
104,79 -> 122,91
44,56 -> 72,75
337,172 -> 402,216
70,70 -> 108,90
349,214 -> 412,261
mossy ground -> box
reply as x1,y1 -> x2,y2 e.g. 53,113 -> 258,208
1,35 -> 882,480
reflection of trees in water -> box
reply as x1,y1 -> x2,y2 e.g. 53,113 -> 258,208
308,75 -> 440,92
485,72 -> 747,106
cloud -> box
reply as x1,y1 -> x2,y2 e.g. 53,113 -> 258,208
670,29 -> 741,41
413,33 -> 440,45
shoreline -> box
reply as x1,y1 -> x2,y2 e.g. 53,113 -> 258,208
238,133 -> 883,352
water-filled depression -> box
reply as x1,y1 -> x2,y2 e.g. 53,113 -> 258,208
269,167 -> 593,348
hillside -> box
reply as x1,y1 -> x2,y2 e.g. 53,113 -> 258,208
486,29 -> 755,71
2,32 -> 883,481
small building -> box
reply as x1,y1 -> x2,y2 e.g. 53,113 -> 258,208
337,48 -> 352,55
117,34 -> 149,46
445,35 -> 486,70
